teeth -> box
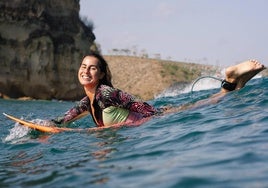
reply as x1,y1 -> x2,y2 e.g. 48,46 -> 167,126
82,75 -> 90,79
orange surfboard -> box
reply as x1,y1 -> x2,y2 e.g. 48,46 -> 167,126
3,113 -> 85,133
3,113 -> 142,134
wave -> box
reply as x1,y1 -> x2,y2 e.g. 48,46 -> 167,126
156,69 -> 264,98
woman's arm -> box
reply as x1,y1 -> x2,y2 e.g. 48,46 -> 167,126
51,96 -> 90,125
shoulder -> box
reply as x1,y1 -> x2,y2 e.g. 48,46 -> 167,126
76,96 -> 90,110
80,96 -> 90,104
98,84 -> 114,91
97,84 -> 117,94
96,85 -> 118,99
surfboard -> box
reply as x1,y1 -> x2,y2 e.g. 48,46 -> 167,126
3,113 -> 144,134
3,113 -> 84,133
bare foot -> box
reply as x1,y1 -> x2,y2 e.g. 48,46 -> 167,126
224,60 -> 266,90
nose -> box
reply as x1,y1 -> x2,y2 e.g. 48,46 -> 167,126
84,66 -> 91,73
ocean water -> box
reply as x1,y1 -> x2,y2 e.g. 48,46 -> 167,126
0,77 -> 268,188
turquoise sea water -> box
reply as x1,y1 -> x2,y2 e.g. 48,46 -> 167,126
0,77 -> 268,188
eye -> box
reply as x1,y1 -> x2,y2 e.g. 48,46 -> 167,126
80,64 -> 87,69
89,65 -> 98,70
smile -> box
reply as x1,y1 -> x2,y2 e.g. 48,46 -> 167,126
81,74 -> 91,79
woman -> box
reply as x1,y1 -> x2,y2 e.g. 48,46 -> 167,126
52,53 -> 158,127
52,53 -> 266,127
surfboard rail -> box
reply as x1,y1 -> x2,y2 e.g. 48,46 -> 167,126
3,113 -> 79,133
3,112 -> 141,134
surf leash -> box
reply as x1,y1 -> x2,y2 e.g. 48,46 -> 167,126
190,76 -> 223,95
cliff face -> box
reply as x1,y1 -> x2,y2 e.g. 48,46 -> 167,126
0,0 -> 95,100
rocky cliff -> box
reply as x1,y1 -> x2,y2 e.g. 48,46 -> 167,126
0,0 -> 96,100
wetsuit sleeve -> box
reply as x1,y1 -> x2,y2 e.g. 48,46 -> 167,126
51,96 -> 90,125
98,86 -> 157,117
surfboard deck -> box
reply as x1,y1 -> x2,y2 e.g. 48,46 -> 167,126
3,113 -> 85,133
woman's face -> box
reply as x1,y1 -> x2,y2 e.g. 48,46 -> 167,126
78,56 -> 104,88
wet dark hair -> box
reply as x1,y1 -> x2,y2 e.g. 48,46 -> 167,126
84,52 -> 113,87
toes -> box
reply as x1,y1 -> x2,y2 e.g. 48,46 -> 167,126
249,59 -> 264,69
249,59 -> 259,66
250,59 -> 258,62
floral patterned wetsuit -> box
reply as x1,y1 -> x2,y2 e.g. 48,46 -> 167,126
52,84 -> 159,127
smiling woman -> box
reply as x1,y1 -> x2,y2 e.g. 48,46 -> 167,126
51,52 -> 266,128
52,52 -> 158,127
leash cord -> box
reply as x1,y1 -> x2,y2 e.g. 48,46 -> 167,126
190,76 -> 223,94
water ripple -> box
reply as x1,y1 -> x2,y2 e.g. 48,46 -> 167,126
0,78 -> 268,187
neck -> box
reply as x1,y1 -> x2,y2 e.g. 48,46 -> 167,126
84,85 -> 98,100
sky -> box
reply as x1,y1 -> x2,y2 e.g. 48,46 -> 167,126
80,0 -> 268,66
